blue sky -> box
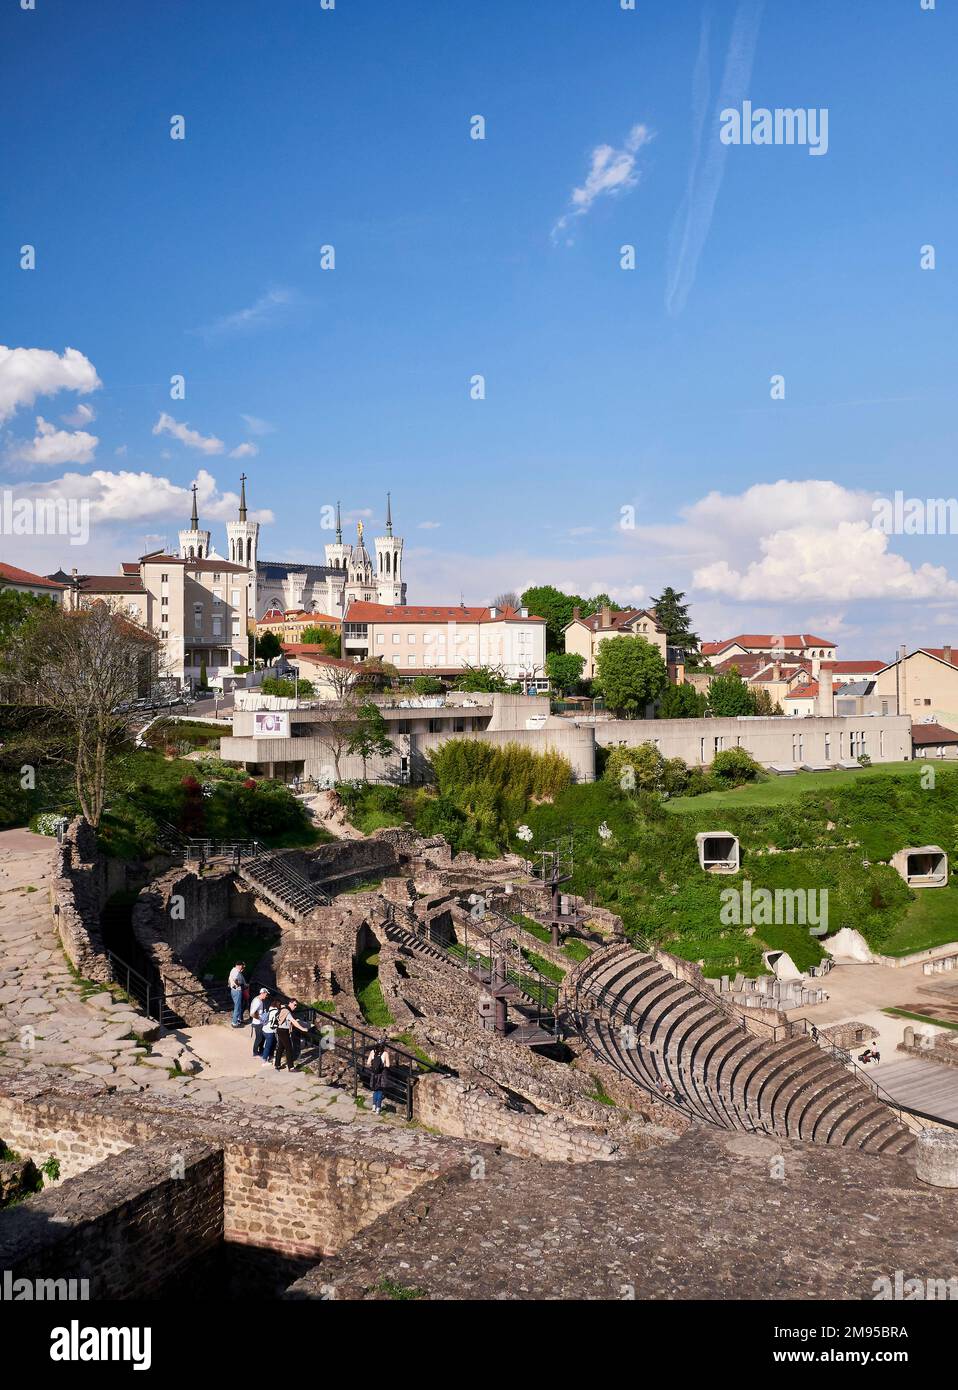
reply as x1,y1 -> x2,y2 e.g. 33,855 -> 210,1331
1,0 -> 956,655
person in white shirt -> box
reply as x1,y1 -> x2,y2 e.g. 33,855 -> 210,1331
249,988 -> 269,1055
228,961 -> 247,1028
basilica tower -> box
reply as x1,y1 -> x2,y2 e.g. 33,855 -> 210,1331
178,484 -> 211,559
226,473 -> 260,572
374,492 -> 405,604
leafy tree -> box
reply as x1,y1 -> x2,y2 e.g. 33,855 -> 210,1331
750,686 -> 783,716
0,587 -> 55,652
300,625 -> 341,656
657,682 -> 708,719
354,658 -> 399,694
455,665 -> 511,693
545,650 -> 585,696
593,636 -> 668,717
346,703 -> 396,781
252,630 -> 282,664
706,667 -> 754,717
710,747 -> 762,785
579,593 -> 623,618
649,586 -> 700,657
411,675 -> 446,695
520,585 -> 577,652
261,676 -> 315,698
198,658 -> 209,691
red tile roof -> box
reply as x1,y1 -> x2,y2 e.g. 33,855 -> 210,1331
573,608 -> 662,634
345,602 -> 544,624
0,562 -> 67,590
912,722 -> 958,745
77,575 -> 146,595
919,648 -> 958,667
280,644 -> 354,668
704,633 -> 835,654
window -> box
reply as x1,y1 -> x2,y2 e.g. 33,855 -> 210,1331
392,634 -> 400,645
212,618 -> 222,637
212,573 -> 221,582
428,718 -> 441,733
454,719 -> 464,732
408,634 -> 416,644
824,733 -> 831,761
231,589 -> 240,606
161,596 -> 168,608
213,589 -> 223,605
925,699 -> 932,706
193,603 -> 203,630
408,654 -> 417,665
161,573 -> 169,582
377,634 -> 384,644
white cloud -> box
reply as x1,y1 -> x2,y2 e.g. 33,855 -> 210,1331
152,412 -> 224,455
61,402 -> 97,427
196,288 -> 296,340
15,466 -> 274,527
229,442 -> 259,458
114,444 -> 128,456
11,416 -> 98,467
552,124 -> 653,242
417,520 -> 441,530
240,414 -> 275,436
0,345 -> 101,424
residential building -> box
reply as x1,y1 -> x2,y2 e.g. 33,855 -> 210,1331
2,561 -> 68,602
340,602 -> 548,687
701,633 -> 837,664
258,608 -> 342,642
911,722 -> 958,760
563,606 -> 673,680
873,645 -> 958,726
59,552 -> 252,690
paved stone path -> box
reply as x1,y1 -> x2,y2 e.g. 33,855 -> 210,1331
0,831 -> 400,1129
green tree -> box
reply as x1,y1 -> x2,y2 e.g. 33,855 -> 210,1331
455,666 -> 511,693
252,630 -> 282,664
750,686 -> 783,716
593,636 -> 668,717
198,658 -> 209,691
0,587 -> 55,652
649,587 -> 700,658
710,747 -> 761,785
346,703 -> 396,781
545,650 -> 585,696
411,675 -> 445,695
579,593 -> 623,618
657,682 -> 708,719
706,667 -> 753,717
520,585 -> 576,652
300,625 -> 341,655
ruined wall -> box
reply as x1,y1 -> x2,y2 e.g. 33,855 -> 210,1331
49,819 -> 111,982
0,1075 -> 470,1263
0,1139 -> 223,1299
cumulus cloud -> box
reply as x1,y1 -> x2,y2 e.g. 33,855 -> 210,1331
0,345 -> 101,424
61,402 -> 97,427
11,416 -> 98,467
552,124 -> 654,243
152,412 -> 224,455
229,442 -> 259,458
16,466 -> 274,527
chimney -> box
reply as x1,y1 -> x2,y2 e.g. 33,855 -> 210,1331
811,655 -> 821,678
817,668 -> 833,718
773,660 -> 782,680
944,644 -> 953,665
601,604 -> 612,629
572,605 -> 581,621
489,606 -> 498,619
898,643 -> 907,716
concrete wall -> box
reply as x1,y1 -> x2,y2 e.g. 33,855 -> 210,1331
594,714 -> 912,766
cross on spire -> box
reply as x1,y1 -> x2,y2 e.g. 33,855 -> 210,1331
190,482 -> 199,529
239,473 -> 247,522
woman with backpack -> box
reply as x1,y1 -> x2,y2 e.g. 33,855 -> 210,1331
366,1037 -> 391,1115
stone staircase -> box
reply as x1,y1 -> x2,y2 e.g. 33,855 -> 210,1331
238,851 -> 330,921
570,944 -> 915,1154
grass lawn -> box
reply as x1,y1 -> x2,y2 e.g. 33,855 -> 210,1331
353,949 -> 393,1029
880,882 -> 958,956
883,1007 -> 958,1031
664,761 -> 924,815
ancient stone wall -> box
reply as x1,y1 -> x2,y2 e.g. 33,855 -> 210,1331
48,819 -> 112,983
0,1138 -> 223,1299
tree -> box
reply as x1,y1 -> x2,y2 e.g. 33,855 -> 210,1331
492,591 -> 521,612
455,665 -> 511,693
0,587 -> 56,653
253,630 -> 281,664
710,747 -> 761,785
649,587 -> 700,658
346,702 -> 396,781
520,585 -> 576,652
354,657 -> 399,694
411,675 -> 446,695
706,667 -> 753,717
3,603 -> 160,828
750,686 -> 783,716
198,658 -> 209,691
579,593 -> 623,618
300,625 -> 341,656
545,650 -> 585,696
593,636 -> 668,717
657,682 -> 708,719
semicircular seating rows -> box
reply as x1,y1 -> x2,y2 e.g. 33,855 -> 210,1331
569,943 -> 915,1155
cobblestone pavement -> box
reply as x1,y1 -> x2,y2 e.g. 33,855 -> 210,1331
0,832 -> 400,1129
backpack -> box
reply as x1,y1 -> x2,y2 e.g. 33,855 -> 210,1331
264,1006 -> 281,1032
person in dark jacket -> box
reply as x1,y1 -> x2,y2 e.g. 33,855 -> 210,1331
366,1037 -> 392,1114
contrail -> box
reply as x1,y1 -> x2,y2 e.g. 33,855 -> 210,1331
665,0 -> 765,317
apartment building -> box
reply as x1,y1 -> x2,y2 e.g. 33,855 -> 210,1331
0,561 -> 68,602
59,552 -> 252,689
257,608 -> 342,641
563,606 -> 670,680
873,645 -> 958,726
340,602 -> 548,687
701,632 -> 837,664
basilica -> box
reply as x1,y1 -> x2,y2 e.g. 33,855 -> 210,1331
177,478 -> 407,620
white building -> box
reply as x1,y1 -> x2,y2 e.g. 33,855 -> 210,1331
340,602 -> 548,687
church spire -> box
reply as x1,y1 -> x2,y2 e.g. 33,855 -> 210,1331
190,483 -> 199,530
335,499 -> 342,544
386,491 -> 393,537
239,473 -> 247,523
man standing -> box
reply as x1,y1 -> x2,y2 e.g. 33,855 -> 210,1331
275,998 -> 309,1072
228,961 -> 247,1028
250,988 -> 270,1055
